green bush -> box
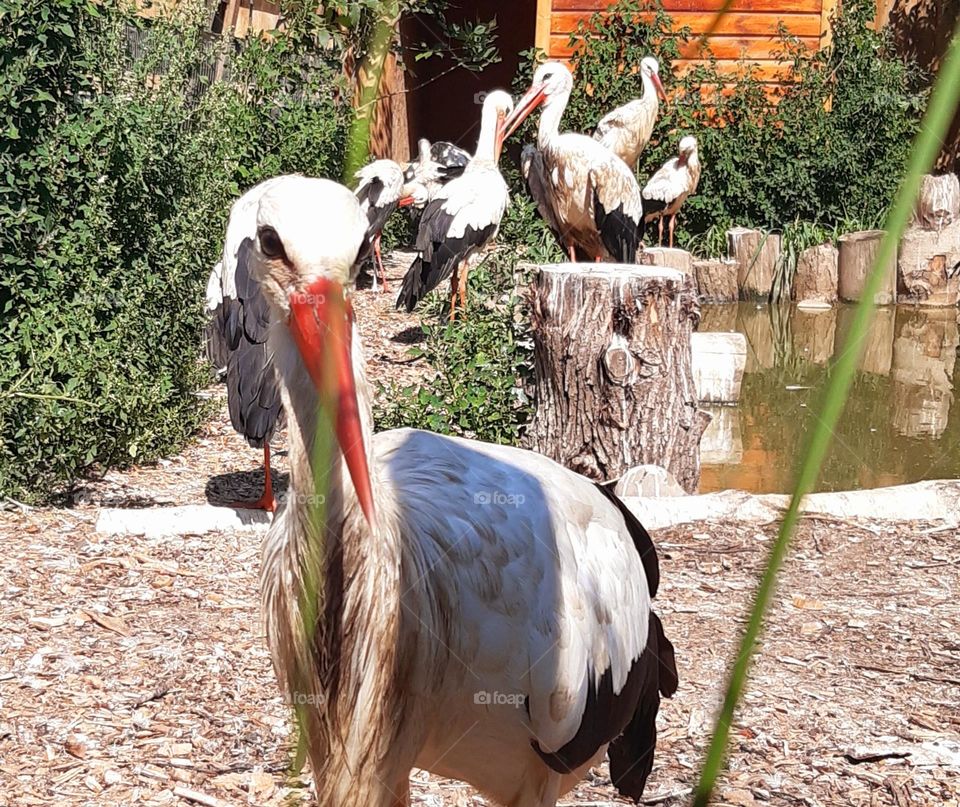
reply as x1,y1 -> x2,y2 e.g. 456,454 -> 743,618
0,0 -> 348,502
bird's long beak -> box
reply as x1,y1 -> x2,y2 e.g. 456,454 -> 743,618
495,112 -> 507,162
502,84 -> 546,140
398,195 -> 415,207
653,72 -> 668,103
288,277 -> 375,526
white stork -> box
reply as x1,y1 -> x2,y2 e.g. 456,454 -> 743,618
354,159 -> 415,292
205,174 -> 295,511
254,177 -> 678,807
642,135 -> 701,248
593,56 -> 667,171
397,91 -> 512,320
402,137 -> 472,207
505,62 -> 645,263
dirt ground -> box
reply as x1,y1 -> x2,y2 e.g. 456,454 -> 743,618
1,255 -> 959,807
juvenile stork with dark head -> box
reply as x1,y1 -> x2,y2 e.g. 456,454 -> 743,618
254,177 -> 678,806
505,61 -> 646,263
642,135 -> 701,248
396,90 -> 513,320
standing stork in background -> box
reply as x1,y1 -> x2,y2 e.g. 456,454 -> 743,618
354,159 -> 415,292
205,175 -> 292,511
642,135 -> 701,248
252,176 -> 678,807
397,91 -> 513,320
403,137 -> 472,207
505,62 -> 645,263
593,56 -> 667,171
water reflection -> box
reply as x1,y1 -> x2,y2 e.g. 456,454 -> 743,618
698,303 -> 960,494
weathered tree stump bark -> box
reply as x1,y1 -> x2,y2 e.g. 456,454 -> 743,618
913,172 -> 960,230
694,258 -> 739,303
728,227 -> 780,300
640,247 -> 694,275
837,229 -> 897,304
792,243 -> 838,306
897,222 -> 960,306
526,263 -> 708,492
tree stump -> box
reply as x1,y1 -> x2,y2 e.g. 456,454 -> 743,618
694,258 -> 739,303
526,263 -> 708,492
640,247 -> 694,275
728,227 -> 780,300
897,222 -> 960,306
837,230 -> 897,304
913,172 -> 960,230
792,243 -> 838,306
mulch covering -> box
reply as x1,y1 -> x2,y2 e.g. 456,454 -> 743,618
1,254 -> 958,807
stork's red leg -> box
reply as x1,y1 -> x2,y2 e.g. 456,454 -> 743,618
374,232 -> 389,292
449,270 -> 459,322
668,214 -> 676,249
458,262 -> 469,319
567,243 -> 577,263
657,217 -> 664,247
226,444 -> 276,512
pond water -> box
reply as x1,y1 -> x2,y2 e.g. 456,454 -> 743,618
697,303 -> 960,494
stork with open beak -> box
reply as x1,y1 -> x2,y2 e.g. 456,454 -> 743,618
396,90 -> 512,320
593,56 -> 667,171
504,62 -> 645,263
354,159 -> 416,292
256,177 -> 678,806
642,135 -> 701,248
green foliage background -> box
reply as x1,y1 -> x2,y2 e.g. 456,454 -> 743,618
0,0 -> 348,502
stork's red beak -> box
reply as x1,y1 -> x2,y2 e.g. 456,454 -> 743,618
398,195 -> 415,207
502,83 -> 546,140
288,278 -> 375,525
652,72 -> 668,103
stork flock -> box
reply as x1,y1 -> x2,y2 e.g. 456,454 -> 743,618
204,58 -> 691,807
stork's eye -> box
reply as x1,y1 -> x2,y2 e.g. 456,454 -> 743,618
258,227 -> 286,260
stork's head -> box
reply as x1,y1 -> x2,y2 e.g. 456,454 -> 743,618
677,135 -> 698,165
503,62 -> 573,139
640,56 -> 667,102
253,176 -> 375,524
478,89 -> 514,161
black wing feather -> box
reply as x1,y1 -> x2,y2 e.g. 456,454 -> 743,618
593,187 -> 642,263
221,237 -> 283,448
395,200 -> 496,313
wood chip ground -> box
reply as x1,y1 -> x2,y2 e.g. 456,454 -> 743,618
1,254 -> 958,806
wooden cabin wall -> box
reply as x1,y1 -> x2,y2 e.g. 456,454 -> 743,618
537,0 -> 837,82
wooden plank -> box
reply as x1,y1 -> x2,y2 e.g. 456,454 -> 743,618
820,0 -> 839,46
554,0 -> 821,11
546,34 -> 817,61
536,0 -> 553,55
550,10 -> 823,37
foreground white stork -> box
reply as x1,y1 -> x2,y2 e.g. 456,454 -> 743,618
506,62 -> 645,263
255,177 -> 678,806
205,175 -> 295,510
642,135 -> 701,248
593,56 -> 667,170
354,159 -> 415,292
397,91 -> 512,320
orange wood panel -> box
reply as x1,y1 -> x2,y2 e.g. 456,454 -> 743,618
679,34 -> 817,59
554,0 -> 821,10
550,10 -> 823,37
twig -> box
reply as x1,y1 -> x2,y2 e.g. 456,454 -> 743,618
172,786 -> 230,807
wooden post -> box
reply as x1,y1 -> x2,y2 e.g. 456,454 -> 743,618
792,243 -> 838,306
694,258 -> 738,303
525,263 -> 708,492
837,230 -> 897,304
728,227 -> 780,301
913,173 -> 960,230
640,247 -> 694,275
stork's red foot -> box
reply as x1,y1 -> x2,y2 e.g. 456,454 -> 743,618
225,445 -> 276,511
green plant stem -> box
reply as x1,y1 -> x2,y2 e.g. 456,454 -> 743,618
692,21 -> 960,807
342,1 -> 399,182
